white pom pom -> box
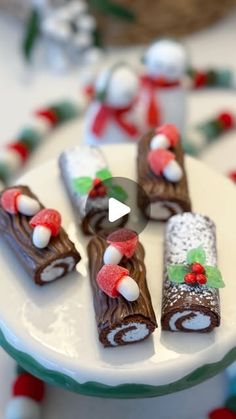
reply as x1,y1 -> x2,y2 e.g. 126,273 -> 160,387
0,150 -> 22,175
5,396 -> 41,419
17,195 -> 40,216
117,276 -> 140,301
163,160 -> 183,183
103,245 -> 123,265
150,134 -> 169,150
26,116 -> 52,139
33,225 -> 51,248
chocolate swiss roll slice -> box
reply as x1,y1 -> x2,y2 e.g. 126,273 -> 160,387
87,230 -> 157,347
137,124 -> 191,221
59,145 -> 128,235
161,213 -> 224,333
0,186 -> 81,285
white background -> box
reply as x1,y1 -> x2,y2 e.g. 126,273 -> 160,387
0,7 -> 236,418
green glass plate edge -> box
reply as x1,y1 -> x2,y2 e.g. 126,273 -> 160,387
1,327 -> 235,399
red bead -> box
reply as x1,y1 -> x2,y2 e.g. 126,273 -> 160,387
184,273 -> 196,284
209,407 -> 236,419
13,373 -> 45,402
89,189 -> 97,198
97,186 -> 107,197
192,263 -> 205,274
36,109 -> 58,126
217,112 -> 234,130
229,171 -> 236,183
193,71 -> 208,88
196,274 -> 207,285
8,142 -> 29,162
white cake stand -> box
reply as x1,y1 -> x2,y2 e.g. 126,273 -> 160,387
0,144 -> 236,399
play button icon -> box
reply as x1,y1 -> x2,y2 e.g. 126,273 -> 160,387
85,176 -> 150,238
108,198 -> 131,222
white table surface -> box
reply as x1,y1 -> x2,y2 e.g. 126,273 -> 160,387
1,8 -> 236,419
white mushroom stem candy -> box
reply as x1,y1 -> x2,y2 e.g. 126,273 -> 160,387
148,148 -> 183,183
150,124 -> 180,150
30,209 -> 61,249
103,228 -> 138,265
97,264 -> 140,302
0,188 -> 40,216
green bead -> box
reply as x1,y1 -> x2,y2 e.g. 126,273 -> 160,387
206,70 -> 217,86
16,364 -> 27,376
198,120 -> 222,141
51,101 -> 79,123
0,161 -> 10,182
225,395 -> 236,413
19,127 -> 41,151
216,69 -> 232,87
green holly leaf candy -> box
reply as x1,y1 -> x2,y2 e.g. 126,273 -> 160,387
96,167 -> 112,181
167,265 -> 189,284
108,185 -> 128,202
72,177 -> 92,195
187,246 -> 206,265
205,266 -> 225,288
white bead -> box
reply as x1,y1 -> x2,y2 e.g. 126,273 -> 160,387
0,150 -> 22,174
163,160 -> 183,183
150,134 -> 169,150
5,396 -> 41,419
103,245 -> 123,265
26,116 -> 52,138
33,225 -> 51,248
117,276 -> 140,301
17,195 -> 40,216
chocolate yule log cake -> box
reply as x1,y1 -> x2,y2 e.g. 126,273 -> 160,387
0,186 -> 81,285
161,213 -> 224,333
59,145 -> 128,235
87,229 -> 157,347
137,124 -> 191,221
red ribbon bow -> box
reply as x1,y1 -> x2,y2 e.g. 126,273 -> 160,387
92,103 -> 138,138
140,75 -> 180,128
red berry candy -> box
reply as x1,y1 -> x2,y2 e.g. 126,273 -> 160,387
194,71 -> 208,88
107,229 -> 138,258
184,273 -> 196,284
93,178 -> 102,188
196,274 -> 207,285
192,263 -> 205,274
13,373 -> 45,402
97,264 -> 129,297
36,108 -> 58,126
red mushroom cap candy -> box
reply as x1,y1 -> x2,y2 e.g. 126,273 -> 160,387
156,124 -> 180,147
96,264 -> 140,301
148,149 -> 174,176
107,229 -> 138,258
1,188 -> 22,214
30,209 -> 61,236
96,264 -> 129,298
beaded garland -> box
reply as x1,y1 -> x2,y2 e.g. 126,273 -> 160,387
5,365 -> 45,419
0,100 -> 79,188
